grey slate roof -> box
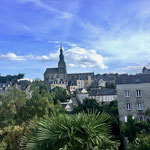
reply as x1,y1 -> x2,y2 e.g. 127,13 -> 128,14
115,74 -> 150,85
68,80 -> 77,86
44,68 -> 58,74
89,88 -> 116,96
67,72 -> 94,80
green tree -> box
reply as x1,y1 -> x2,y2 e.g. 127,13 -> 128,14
0,88 -> 29,127
0,87 -> 65,150
21,112 -> 119,150
73,98 -> 101,113
105,81 -> 116,89
53,87 -> 70,103
121,116 -> 137,142
0,73 -> 24,83
100,101 -> 120,136
99,101 -> 124,149
128,134 -> 150,150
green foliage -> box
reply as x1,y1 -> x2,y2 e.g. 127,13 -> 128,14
0,125 -> 24,150
121,116 -> 137,142
100,101 -> 120,138
135,120 -> 150,133
121,116 -> 150,145
73,100 -> 121,142
21,112 -> 119,150
146,108 -> 150,117
0,88 -> 29,127
73,98 -> 101,113
17,80 -> 31,90
53,87 -> 70,103
0,87 -> 66,150
128,134 -> 150,150
0,73 -> 24,84
0,82 -> 121,150
105,81 -> 116,89
30,80 -> 50,92
100,100 -> 118,116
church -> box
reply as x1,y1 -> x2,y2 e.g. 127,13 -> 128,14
44,46 -> 94,91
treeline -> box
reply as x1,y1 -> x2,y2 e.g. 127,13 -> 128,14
0,73 -> 24,83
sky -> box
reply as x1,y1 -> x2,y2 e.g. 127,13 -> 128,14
0,0 -> 150,79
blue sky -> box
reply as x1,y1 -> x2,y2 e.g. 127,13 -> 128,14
0,0 -> 150,79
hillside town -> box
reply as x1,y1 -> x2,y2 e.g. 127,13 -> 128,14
1,47 -> 150,149
1,0 -> 150,149
1,47 -> 150,123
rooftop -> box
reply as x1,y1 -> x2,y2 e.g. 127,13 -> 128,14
44,68 -> 58,74
116,74 -> 150,85
89,88 -> 116,96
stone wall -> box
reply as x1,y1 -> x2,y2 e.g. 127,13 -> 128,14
117,83 -> 150,122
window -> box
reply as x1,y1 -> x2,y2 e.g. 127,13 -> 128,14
126,103 -> 131,110
124,116 -> 127,122
138,116 -> 144,121
125,90 -> 130,97
136,90 -> 142,97
137,102 -> 143,110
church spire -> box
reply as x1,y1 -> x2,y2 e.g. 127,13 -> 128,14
60,44 -> 62,52
58,45 -> 67,74
59,45 -> 64,60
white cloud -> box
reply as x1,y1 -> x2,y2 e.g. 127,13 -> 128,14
0,45 -> 107,70
116,65 -> 143,72
0,53 -> 26,61
64,46 -> 108,69
48,41 -> 77,47
81,19 -> 150,68
48,41 -> 60,44
33,52 -> 59,61
0,52 -> 59,62
68,63 -> 77,67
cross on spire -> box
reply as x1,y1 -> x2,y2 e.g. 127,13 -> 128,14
60,44 -> 63,52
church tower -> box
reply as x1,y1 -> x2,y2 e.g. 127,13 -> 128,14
58,46 -> 67,74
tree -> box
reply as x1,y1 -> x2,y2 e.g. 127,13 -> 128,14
21,112 -> 119,150
100,101 -> 120,137
53,87 -> 70,103
0,73 -> 24,84
128,134 -> 150,150
0,88 -> 29,127
121,116 -> 137,142
73,98 -> 101,113
17,80 -> 31,90
105,81 -> 116,89
0,87 -> 66,150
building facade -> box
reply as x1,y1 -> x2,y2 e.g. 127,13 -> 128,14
89,88 -> 117,104
116,74 -> 150,122
98,79 -> 106,88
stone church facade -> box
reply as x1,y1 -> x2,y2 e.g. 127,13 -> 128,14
44,46 -> 94,90
44,46 -> 67,89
